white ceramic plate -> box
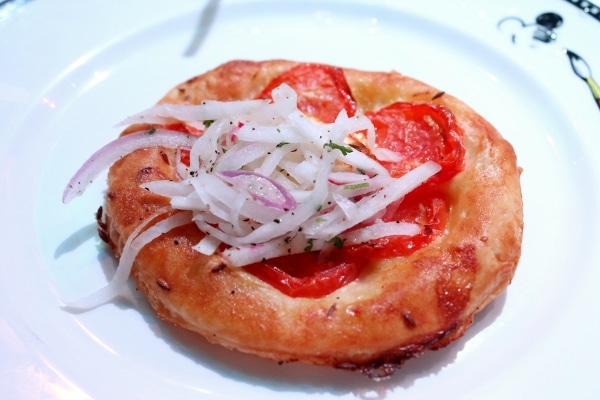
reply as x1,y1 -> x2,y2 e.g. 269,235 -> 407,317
2,0 -> 599,398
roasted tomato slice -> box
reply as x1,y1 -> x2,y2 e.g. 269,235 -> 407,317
255,63 -> 357,123
244,250 -> 363,298
243,189 -> 448,298
378,190 -> 449,256
366,102 -> 465,186
160,123 -> 203,166
245,101 -> 465,298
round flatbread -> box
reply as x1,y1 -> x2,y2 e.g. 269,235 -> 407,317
97,60 -> 523,378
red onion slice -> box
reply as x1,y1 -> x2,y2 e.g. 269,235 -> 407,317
219,170 -> 297,211
62,129 -> 196,203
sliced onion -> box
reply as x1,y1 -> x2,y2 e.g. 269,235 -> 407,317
302,160 -> 441,239
62,209 -> 191,310
117,99 -> 270,127
65,84 -> 443,274
219,170 -> 297,211
62,129 -> 196,203
341,221 -> 421,245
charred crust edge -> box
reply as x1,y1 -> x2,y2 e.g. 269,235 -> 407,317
96,206 -> 109,244
335,322 -> 460,379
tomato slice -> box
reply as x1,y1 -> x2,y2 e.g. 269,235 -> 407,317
244,250 -> 363,298
162,122 -> 203,135
243,190 -> 448,298
161,79 -> 465,298
160,123 -> 204,166
378,190 -> 448,256
366,102 -> 465,185
255,63 -> 357,123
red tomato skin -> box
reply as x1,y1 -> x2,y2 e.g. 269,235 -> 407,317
204,67 -> 466,298
366,102 -> 465,186
255,63 -> 357,123
243,251 -> 363,298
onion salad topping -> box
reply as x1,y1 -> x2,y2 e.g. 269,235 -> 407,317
62,83 -> 441,307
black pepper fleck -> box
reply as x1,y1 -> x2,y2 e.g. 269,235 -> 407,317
432,91 -> 446,100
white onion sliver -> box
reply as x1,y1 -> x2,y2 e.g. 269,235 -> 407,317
341,221 -> 421,245
117,99 -> 269,127
219,170 -> 297,211
66,84 -> 445,274
193,234 -> 221,255
62,209 -> 191,310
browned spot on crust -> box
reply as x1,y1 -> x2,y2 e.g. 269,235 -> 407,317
136,167 -> 154,182
211,263 -> 226,273
436,244 -> 478,321
327,303 -> 337,319
159,150 -> 170,165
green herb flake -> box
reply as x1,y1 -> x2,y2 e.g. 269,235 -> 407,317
323,141 -> 353,156
203,119 -> 215,128
304,239 -> 314,252
331,236 -> 344,249
344,182 -> 369,190
146,127 -> 156,135
276,141 -> 290,148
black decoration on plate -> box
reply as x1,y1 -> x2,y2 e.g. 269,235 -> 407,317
562,0 -> 600,22
497,12 -> 564,44
498,9 -> 600,112
566,50 -> 600,110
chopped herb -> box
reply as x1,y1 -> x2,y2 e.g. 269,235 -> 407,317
304,239 -> 314,252
203,119 -> 215,127
344,182 -> 369,190
146,127 -> 156,135
331,236 -> 343,248
323,141 -> 353,156
276,141 -> 290,148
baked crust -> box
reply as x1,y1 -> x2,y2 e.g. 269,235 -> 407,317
98,60 -> 523,377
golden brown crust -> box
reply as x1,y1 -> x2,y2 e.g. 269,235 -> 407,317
99,60 -> 523,377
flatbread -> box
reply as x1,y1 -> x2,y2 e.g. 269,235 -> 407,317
97,60 -> 523,378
